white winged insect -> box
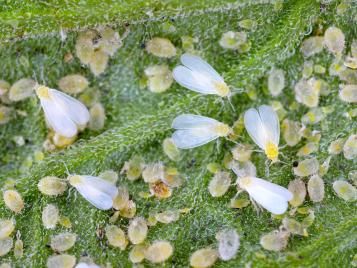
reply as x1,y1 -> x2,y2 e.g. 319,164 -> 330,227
68,175 -> 118,210
244,105 -> 280,162
173,53 -> 231,97
36,85 -> 90,138
232,165 -> 292,215
171,114 -> 232,149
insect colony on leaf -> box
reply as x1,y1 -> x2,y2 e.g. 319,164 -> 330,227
2,20 -> 355,267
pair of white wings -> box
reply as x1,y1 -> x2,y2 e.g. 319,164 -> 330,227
40,88 -> 90,138
73,175 -> 118,210
244,105 -> 280,150
171,114 -> 222,149
244,177 -> 292,215
233,165 -> 292,214
173,54 -> 225,95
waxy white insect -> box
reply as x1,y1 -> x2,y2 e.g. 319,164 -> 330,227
232,163 -> 292,214
234,176 -> 292,215
68,175 -> 118,210
36,86 -> 90,138
171,114 -> 232,149
244,105 -> 280,162
173,53 -> 230,97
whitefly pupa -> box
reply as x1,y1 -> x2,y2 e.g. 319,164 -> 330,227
50,232 -> 77,252
260,229 -> 290,251
89,103 -> 106,131
0,238 -> 13,257
3,189 -> 24,214
42,204 -> 60,229
144,65 -> 173,93
0,219 -> 15,239
9,78 -> 37,102
47,254 -> 76,268
288,179 -> 306,207
343,134 -> 357,160
293,158 -> 319,177
333,180 -> 357,201
208,171 -> 231,197
189,247 -> 218,268
121,155 -> 143,181
129,243 -> 148,264
38,176 -> 67,196
268,68 -> 285,97
128,217 -> 148,245
58,74 -> 89,95
146,37 -> 176,58
105,225 -> 128,250
307,174 -> 325,202
14,231 -> 23,258
155,209 -> 180,224
144,240 -> 173,264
